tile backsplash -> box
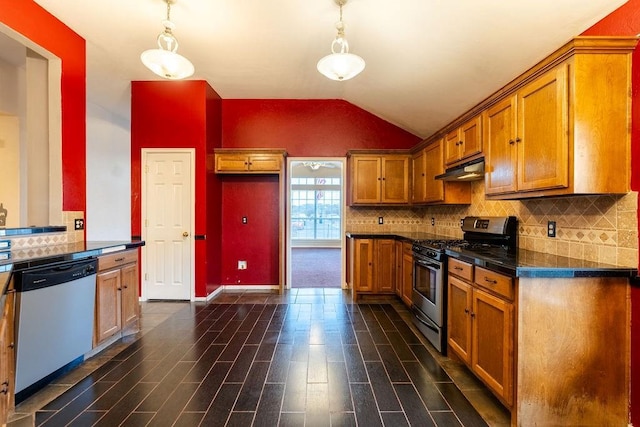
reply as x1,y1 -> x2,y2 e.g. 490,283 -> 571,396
5,211 -> 84,251
346,182 -> 639,267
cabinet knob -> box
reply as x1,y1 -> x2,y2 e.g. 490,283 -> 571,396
470,312 -> 476,318
515,137 -> 522,143
509,139 -> 515,145
464,308 -> 470,314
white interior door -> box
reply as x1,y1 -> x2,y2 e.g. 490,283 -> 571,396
142,150 -> 194,300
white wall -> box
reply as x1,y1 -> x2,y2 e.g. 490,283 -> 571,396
86,102 -> 131,240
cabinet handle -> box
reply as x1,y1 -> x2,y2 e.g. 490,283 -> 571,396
115,257 -> 125,262
464,308 -> 470,314
382,177 -> 385,181
484,277 -> 498,285
249,162 -> 253,165
123,285 -> 128,289
515,137 -> 522,143
377,177 -> 381,181
117,287 -> 122,291
470,312 -> 476,318
8,342 -> 13,349
509,139 -> 515,145
453,266 -> 463,271
0,383 -> 7,394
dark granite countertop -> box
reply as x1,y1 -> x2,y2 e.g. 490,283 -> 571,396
0,240 -> 145,296
346,231 -> 638,279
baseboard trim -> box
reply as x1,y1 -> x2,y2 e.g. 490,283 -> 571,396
223,285 -> 280,291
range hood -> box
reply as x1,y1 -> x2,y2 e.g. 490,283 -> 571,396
435,157 -> 484,181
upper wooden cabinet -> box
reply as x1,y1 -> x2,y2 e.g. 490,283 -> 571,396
412,140 -> 471,205
348,152 -> 410,205
485,66 -> 568,196
213,149 -> 286,174
444,115 -> 482,166
484,37 -> 635,198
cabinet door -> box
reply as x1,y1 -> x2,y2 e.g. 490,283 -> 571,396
120,263 -> 140,330
472,288 -> 514,406
353,239 -> 374,292
517,64 -> 569,192
216,154 -> 249,172
402,250 -> 414,307
375,239 -> 396,293
351,157 -> 381,204
248,154 -> 281,172
460,115 -> 482,160
423,140 -> 445,203
95,269 -> 122,344
395,241 -> 403,297
444,128 -> 461,165
448,276 -> 472,364
412,150 -> 426,203
380,156 -> 409,203
484,96 -> 518,195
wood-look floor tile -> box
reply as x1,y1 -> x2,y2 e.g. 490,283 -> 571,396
93,382 -> 157,427
253,383 -> 284,427
380,411 -> 411,427
350,383 -> 383,427
233,361 -> 270,411
393,383 -> 436,427
199,383 -> 242,426
184,361 -> 233,412
330,411 -> 356,427
365,361 -> 402,412
376,345 -> 410,382
435,383 -> 489,427
403,361 -> 451,411
327,362 -> 352,413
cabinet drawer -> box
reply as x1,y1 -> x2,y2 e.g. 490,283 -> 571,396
99,250 -> 137,272
475,267 -> 513,300
449,258 -> 473,282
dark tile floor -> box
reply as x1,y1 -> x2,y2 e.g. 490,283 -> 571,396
12,289 -> 510,426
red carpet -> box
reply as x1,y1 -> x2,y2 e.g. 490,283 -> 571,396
291,248 -> 341,288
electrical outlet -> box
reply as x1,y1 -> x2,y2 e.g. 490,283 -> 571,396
238,260 -> 247,270
74,219 -> 84,230
242,216 -> 248,224
431,217 -> 435,226
547,221 -> 556,238
378,217 -> 384,225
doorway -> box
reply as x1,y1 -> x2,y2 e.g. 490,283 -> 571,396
286,158 -> 345,289
141,149 -> 195,300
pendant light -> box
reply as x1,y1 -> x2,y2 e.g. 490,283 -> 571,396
317,0 -> 365,81
140,0 -> 194,80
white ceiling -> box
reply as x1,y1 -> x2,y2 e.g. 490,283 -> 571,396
32,0 -> 627,139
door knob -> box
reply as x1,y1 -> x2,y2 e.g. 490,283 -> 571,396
183,232 -> 189,237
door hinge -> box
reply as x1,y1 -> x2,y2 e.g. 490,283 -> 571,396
144,219 -> 148,227
144,164 -> 149,173
144,273 -> 148,280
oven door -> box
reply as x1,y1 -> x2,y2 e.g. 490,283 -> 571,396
412,254 -> 444,326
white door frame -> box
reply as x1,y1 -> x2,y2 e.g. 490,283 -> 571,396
285,157 -> 346,289
140,148 -> 196,301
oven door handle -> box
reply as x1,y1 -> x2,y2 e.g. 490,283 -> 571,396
412,306 -> 439,333
415,258 -> 441,270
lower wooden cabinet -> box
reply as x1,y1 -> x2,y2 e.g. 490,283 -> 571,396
401,242 -> 413,307
447,258 -> 514,407
95,250 -> 140,346
350,238 -> 397,299
0,286 -> 15,425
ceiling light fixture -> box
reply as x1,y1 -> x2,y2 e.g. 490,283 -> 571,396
317,0 -> 365,81
140,0 -> 194,80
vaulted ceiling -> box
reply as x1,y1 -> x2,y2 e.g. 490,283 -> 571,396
34,0 -> 626,138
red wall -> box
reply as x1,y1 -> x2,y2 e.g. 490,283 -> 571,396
0,0 -> 86,214
582,1 -> 640,423
222,99 -> 420,155
220,175 -> 279,285
131,80 -> 220,298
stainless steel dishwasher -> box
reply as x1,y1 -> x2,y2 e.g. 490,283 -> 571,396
14,257 -> 97,402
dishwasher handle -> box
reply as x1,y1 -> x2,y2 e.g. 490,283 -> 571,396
16,258 -> 97,292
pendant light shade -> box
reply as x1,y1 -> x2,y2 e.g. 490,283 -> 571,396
317,0 -> 365,81
141,0 -> 194,80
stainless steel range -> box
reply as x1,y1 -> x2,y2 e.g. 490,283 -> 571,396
411,216 -> 517,354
